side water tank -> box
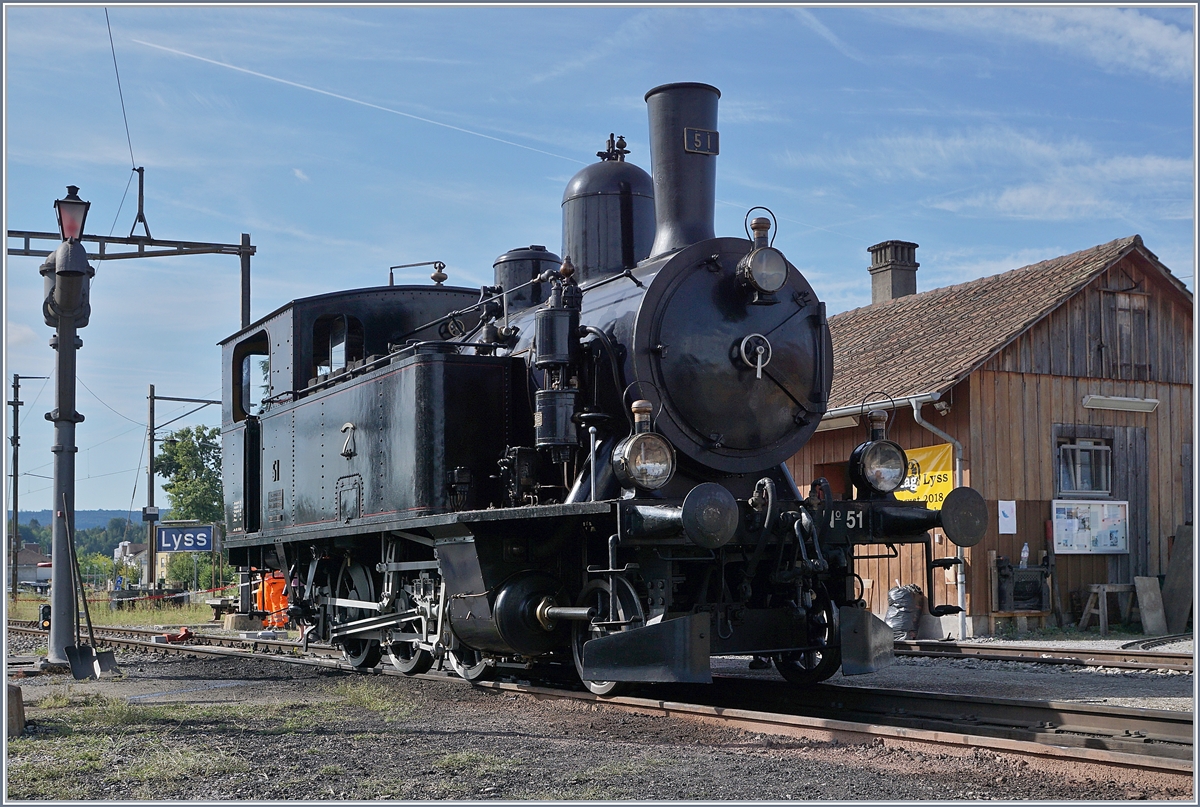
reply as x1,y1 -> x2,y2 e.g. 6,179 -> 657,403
561,135 -> 655,285
493,245 -> 563,312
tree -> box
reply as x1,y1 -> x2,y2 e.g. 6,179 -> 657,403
154,426 -> 223,523
165,551 -> 230,590
116,558 -> 142,587
79,552 -> 116,586
106,517 -> 134,545
19,519 -> 50,553
166,552 -> 200,589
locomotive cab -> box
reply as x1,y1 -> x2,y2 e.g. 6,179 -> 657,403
220,284 -> 493,539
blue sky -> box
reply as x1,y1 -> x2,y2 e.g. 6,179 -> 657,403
4,4 -> 1195,513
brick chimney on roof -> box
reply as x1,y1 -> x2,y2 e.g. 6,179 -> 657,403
868,240 -> 919,304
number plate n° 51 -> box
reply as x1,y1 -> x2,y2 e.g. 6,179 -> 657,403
684,128 -> 719,155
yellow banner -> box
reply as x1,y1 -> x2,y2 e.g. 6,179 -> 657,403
894,443 -> 954,510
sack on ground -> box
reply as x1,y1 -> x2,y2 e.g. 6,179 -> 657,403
885,584 -> 923,640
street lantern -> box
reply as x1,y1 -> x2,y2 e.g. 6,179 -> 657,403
41,185 -> 95,669
54,186 -> 90,242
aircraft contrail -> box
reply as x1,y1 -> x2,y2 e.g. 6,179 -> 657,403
133,39 -> 587,165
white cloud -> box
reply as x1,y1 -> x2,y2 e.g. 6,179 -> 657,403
930,154 -> 1193,221
781,127 -> 1093,181
781,127 -> 1192,223
528,10 -> 665,83
6,322 -> 38,348
791,8 -> 866,63
920,246 -> 1071,287
293,168 -> 310,182
878,7 -> 1194,82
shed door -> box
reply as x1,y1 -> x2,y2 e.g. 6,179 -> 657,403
1110,425 -> 1149,581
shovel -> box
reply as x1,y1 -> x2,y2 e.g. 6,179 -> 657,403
62,500 -> 118,678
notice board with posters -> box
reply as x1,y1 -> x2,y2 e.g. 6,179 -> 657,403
893,443 -> 954,510
1052,500 -> 1128,554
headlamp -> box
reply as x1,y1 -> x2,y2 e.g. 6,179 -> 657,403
736,246 -> 789,294
612,432 -> 676,490
850,440 -> 908,494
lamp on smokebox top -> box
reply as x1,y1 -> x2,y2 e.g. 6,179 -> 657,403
54,186 -> 90,242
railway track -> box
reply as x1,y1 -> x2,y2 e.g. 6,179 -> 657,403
11,621 -> 1190,671
7,622 -> 1192,776
894,639 -> 1193,672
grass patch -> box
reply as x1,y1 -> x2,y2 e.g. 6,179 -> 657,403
434,750 -> 512,775
319,764 -> 345,776
36,692 -> 72,709
10,595 -> 226,627
585,759 -> 665,779
329,678 -> 413,717
129,747 -> 251,784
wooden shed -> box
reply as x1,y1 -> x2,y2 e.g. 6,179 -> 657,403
787,235 -> 1193,636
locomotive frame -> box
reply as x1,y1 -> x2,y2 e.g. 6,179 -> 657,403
220,82 -> 987,692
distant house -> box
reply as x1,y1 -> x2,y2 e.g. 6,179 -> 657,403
15,544 -> 52,588
787,235 -> 1193,637
113,541 -> 149,587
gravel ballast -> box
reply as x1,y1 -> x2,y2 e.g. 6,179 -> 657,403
5,629 -> 1192,801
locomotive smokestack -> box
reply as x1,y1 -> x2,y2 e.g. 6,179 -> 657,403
645,82 -> 720,258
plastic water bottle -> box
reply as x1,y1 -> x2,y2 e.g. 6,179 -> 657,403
1019,542 -> 1029,569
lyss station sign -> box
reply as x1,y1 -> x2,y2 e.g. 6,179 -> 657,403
155,524 -> 216,553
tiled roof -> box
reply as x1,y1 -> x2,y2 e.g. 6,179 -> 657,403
824,235 -> 1176,411
16,546 -> 50,564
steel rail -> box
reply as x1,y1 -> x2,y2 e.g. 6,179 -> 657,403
14,621 -> 1188,672
894,639 -> 1193,672
8,623 -> 1190,776
480,680 -> 1194,777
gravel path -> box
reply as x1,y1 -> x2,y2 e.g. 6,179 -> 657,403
6,630 -> 1193,801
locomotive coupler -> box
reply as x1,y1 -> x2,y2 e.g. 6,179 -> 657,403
791,517 -> 828,574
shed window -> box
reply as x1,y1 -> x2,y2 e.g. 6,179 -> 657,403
1057,439 -> 1111,497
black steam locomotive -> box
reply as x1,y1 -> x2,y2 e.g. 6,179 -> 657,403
220,83 -> 986,692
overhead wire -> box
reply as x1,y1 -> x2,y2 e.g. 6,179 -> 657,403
78,376 -> 145,427
124,428 -> 147,532
18,376 -> 50,429
106,8 -> 136,169
101,8 -> 138,261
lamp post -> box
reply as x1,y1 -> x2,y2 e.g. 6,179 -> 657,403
10,373 -> 49,598
40,185 -> 94,666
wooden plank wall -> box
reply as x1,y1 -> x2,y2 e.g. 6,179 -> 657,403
985,253 -> 1191,385
788,249 -> 1192,631
787,381 -> 972,617
968,371 -> 1190,619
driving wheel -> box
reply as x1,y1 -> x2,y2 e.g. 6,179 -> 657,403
571,577 -> 644,696
386,589 -> 433,676
334,559 -> 382,670
447,642 -> 492,682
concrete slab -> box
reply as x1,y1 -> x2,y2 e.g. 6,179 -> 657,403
223,613 -> 260,631
1161,525 -> 1193,635
7,684 -> 25,737
1133,576 -> 1169,635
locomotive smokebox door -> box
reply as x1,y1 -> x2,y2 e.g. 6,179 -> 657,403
839,607 -> 896,676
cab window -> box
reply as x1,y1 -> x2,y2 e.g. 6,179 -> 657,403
233,331 -> 270,421
313,315 -> 364,378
